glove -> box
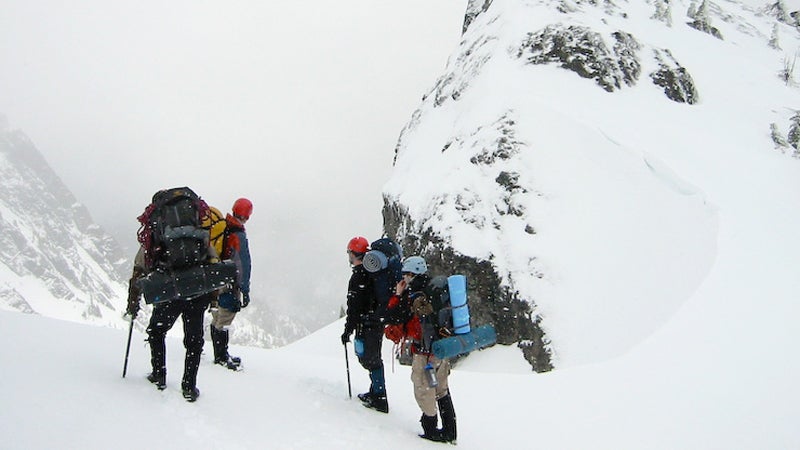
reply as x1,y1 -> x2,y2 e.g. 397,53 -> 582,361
126,269 -> 144,319
395,279 -> 407,296
125,291 -> 140,319
341,330 -> 351,345
241,292 -> 251,308
125,301 -> 139,319
412,295 -> 433,317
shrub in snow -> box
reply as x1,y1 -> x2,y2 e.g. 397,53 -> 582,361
763,0 -> 791,24
779,53 -> 797,85
788,112 -> 800,153
687,0 -> 724,39
769,24 -> 781,50
771,123 -> 789,148
651,0 -> 673,27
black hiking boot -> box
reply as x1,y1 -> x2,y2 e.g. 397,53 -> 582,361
419,414 -> 447,443
357,391 -> 372,402
147,373 -> 166,391
437,393 -> 457,444
182,386 -> 200,402
215,355 -> 242,371
361,393 -> 388,413
211,325 -> 241,370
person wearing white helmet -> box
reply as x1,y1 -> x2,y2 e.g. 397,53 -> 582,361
388,255 -> 457,443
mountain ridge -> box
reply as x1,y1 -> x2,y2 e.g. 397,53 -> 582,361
0,126 -> 129,327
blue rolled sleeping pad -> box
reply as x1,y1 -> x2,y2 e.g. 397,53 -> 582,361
447,275 -> 470,334
432,323 -> 498,360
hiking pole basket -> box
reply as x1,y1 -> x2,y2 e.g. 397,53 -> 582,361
344,342 -> 352,398
122,316 -> 134,378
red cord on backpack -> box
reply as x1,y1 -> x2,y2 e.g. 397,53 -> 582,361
136,203 -> 157,269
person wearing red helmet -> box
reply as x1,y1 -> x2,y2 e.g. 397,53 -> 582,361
209,197 -> 253,371
342,236 -> 389,413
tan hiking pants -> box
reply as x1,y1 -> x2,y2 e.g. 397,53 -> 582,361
411,353 -> 450,416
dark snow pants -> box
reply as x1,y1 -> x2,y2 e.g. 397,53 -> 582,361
355,324 -> 384,371
146,293 -> 212,389
355,324 -> 386,395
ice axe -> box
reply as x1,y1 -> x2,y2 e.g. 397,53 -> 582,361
122,316 -> 134,378
344,342 -> 352,398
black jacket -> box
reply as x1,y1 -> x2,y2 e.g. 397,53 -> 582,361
344,264 -> 377,334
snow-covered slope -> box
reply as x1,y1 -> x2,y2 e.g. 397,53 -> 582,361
2,292 -> 798,449
0,125 -> 128,328
383,0 -> 800,369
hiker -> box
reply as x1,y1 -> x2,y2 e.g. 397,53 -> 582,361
209,197 -> 253,370
126,187 -> 218,402
388,255 -> 457,443
341,236 -> 389,413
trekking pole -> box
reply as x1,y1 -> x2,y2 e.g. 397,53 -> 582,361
344,342 -> 352,398
122,316 -> 135,378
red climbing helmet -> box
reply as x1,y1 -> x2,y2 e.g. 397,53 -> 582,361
232,198 -> 253,220
347,236 -> 369,255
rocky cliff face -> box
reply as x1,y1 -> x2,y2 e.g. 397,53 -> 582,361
383,201 -> 553,372
0,123 -> 128,327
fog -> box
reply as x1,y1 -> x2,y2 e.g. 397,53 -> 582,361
0,1 -> 467,330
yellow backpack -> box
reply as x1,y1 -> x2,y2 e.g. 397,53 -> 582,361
201,206 -> 227,258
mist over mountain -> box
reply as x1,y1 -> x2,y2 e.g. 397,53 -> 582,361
0,121 -> 128,327
0,121 -> 307,345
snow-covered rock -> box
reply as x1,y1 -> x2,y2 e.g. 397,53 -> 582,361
383,0 -> 798,370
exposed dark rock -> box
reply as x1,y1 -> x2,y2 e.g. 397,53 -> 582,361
382,199 -> 553,372
463,0 -> 494,34
557,0 -> 626,18
650,49 -> 699,104
431,35 -> 496,108
469,114 -> 520,165
517,24 -> 641,92
496,171 -> 522,192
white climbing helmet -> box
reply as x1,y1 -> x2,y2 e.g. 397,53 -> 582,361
401,256 -> 428,275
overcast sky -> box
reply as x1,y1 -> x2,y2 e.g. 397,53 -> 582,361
0,1 -> 467,326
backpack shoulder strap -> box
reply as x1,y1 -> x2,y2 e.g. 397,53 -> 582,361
221,221 -> 244,259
